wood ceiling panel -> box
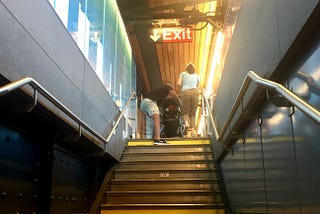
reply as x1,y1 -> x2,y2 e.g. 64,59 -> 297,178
172,42 -> 180,89
167,43 -> 175,84
162,43 -> 170,82
183,42 -> 189,67
156,43 -> 165,83
178,43 -> 185,77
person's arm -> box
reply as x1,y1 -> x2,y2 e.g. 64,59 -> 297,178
177,74 -> 182,89
168,89 -> 178,99
197,75 -> 200,88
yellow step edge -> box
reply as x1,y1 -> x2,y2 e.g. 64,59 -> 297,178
101,209 -> 224,214
127,139 -> 211,146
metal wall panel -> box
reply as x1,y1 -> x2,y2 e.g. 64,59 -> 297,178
220,41 -> 320,214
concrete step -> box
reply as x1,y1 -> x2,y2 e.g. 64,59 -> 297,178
100,205 -> 225,214
127,139 -> 211,147
101,204 -> 225,211
105,190 -> 223,204
124,144 -> 212,153
114,169 -> 219,180
121,152 -> 214,162
102,141 -> 225,213
110,179 -> 221,191
116,160 -> 216,171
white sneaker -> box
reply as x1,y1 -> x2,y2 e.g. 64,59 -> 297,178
153,139 -> 167,145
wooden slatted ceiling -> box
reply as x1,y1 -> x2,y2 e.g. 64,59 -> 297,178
148,0 -> 215,93
158,32 -> 197,92
116,0 -> 224,95
116,0 -> 226,137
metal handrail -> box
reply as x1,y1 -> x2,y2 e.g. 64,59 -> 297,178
203,70 -> 320,146
0,77 -> 137,151
105,91 -> 136,143
220,71 -> 320,140
202,89 -> 220,140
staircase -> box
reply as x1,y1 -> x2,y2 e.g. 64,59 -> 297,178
100,138 -> 226,214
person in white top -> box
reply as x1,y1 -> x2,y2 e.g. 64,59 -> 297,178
177,63 -> 200,137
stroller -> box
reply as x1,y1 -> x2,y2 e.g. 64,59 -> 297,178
160,97 -> 185,138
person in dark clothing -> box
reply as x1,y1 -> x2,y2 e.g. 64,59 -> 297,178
140,83 -> 180,145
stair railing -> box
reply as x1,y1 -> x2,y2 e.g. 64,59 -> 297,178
105,91 -> 137,143
201,89 -> 219,139
0,77 -> 137,151
202,70 -> 320,161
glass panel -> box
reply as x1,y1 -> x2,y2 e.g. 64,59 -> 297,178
48,0 -> 137,131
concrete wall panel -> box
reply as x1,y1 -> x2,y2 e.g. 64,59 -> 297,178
1,0 -> 85,90
275,0 -> 318,57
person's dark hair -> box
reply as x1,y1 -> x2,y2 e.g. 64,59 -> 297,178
186,63 -> 195,74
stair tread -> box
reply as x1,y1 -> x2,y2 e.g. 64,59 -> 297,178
116,169 -> 217,172
106,189 -> 222,194
104,139 -> 224,211
125,143 -> 211,146
119,160 -> 215,163
123,151 -> 213,155
111,178 -> 220,182
125,145 -> 211,148
101,203 -> 225,207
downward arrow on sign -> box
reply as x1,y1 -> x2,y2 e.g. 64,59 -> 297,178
150,30 -> 161,42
